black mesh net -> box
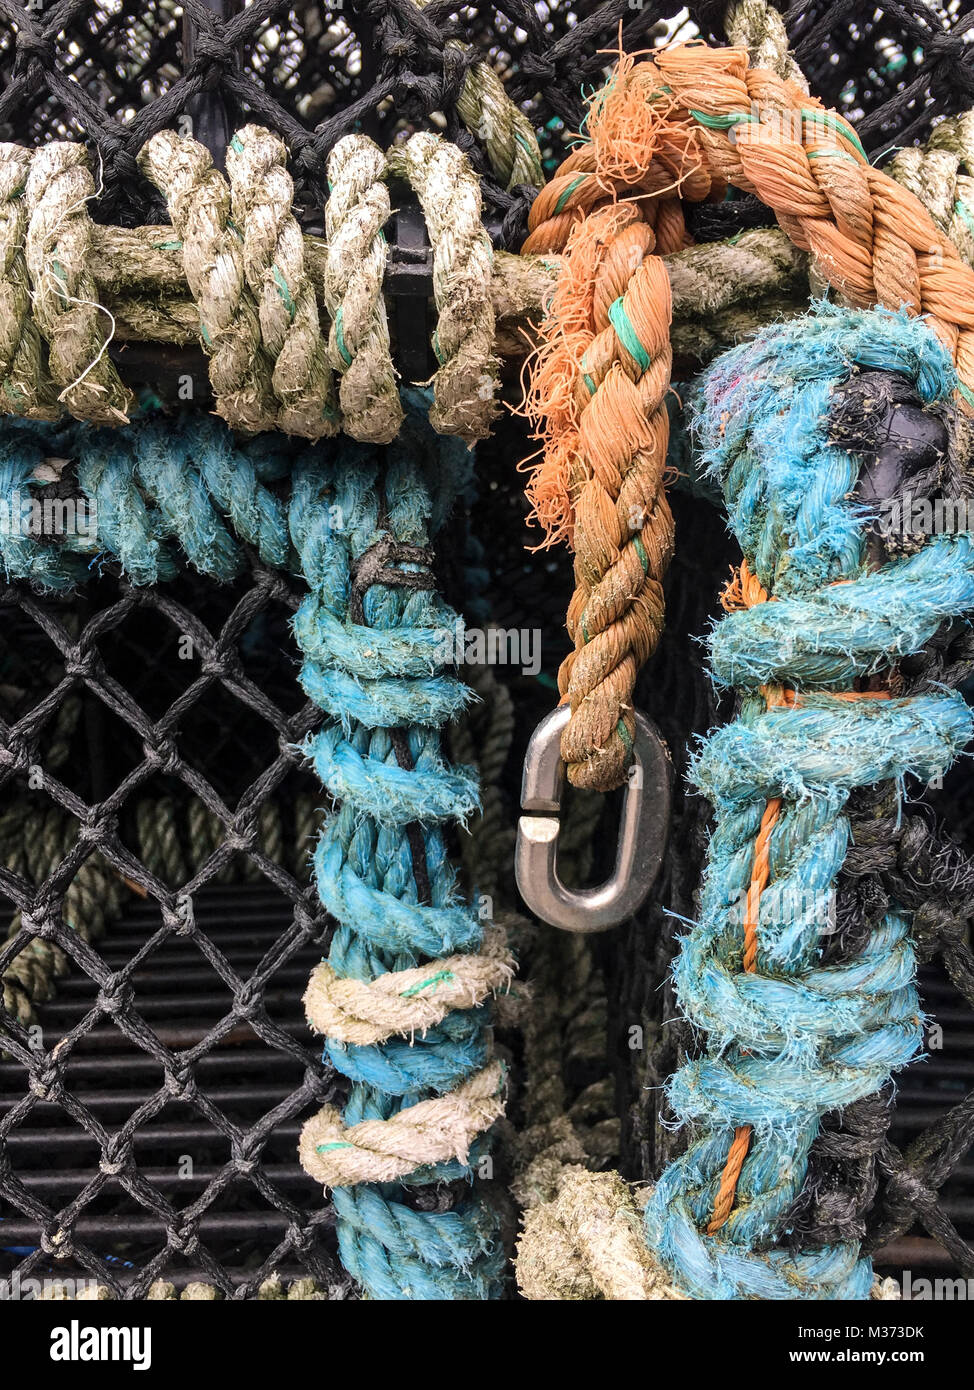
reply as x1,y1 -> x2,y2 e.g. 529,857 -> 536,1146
0,0 -> 973,1298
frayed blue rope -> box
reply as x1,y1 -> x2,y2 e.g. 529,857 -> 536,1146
0,398 -> 503,1300
0,411 -> 293,588
647,304 -> 974,1300
287,392 -> 504,1301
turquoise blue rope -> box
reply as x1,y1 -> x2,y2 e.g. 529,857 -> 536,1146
646,305 -> 974,1300
287,393 -> 504,1299
0,412 -> 293,588
0,397 -> 503,1300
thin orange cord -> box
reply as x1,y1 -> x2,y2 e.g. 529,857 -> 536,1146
705,569 -> 890,1235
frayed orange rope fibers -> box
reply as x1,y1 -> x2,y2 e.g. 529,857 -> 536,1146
519,38 -> 974,793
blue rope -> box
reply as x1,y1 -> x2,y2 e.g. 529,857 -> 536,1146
646,305 -> 974,1300
0,411 -> 293,588
0,397 -> 504,1299
287,393 -> 504,1299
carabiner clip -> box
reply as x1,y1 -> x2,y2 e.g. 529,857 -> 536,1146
515,705 -> 672,933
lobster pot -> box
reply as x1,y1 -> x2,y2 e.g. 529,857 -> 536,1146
0,0 -> 973,1304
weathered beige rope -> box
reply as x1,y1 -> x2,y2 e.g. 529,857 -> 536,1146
0,142 -> 57,418
456,60 -> 543,192
0,161 -> 811,417
137,130 -> 277,434
226,124 -> 338,438
890,112 -> 974,266
411,0 -> 542,192
387,132 -> 499,441
299,1059 -> 505,1187
0,127 -> 811,430
725,0 -> 809,90
516,1168 -> 684,1301
304,924 -> 514,1046
322,134 -> 402,443
24,143 -> 131,425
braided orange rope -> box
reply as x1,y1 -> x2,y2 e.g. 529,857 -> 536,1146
522,39 -> 974,793
519,79 -> 709,790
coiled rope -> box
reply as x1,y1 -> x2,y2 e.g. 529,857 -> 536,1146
0,397 -> 513,1297
645,304 -> 974,1299
322,136 -> 402,446
0,123 -> 815,433
521,36 -> 974,792
135,125 -> 499,445
290,396 -> 511,1298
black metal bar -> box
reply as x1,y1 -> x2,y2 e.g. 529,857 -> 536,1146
12,1162 -> 311,1195
35,990 -> 311,1022
182,0 -> 243,171
54,963 -> 313,995
0,1209 -> 328,1243
0,1083 -> 299,1118
0,1120 -> 304,1152
0,1048 -> 300,1081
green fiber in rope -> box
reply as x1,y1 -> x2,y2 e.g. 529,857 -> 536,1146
807,147 -> 859,164
334,307 -> 353,367
958,381 -> 974,411
401,969 -> 455,998
554,173 -> 588,214
955,199 -> 974,241
271,265 -> 296,321
689,109 -> 757,130
608,296 -> 652,371
800,109 -> 868,161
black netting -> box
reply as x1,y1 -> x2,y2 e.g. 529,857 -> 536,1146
0,0 -> 973,1298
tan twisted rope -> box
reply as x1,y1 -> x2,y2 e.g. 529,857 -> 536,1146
0,143 -> 56,418
411,0 -> 542,192
322,134 -> 402,444
521,201 -> 678,790
304,924 -> 514,1046
456,60 -> 543,192
725,0 -> 808,89
651,45 -> 974,389
137,130 -> 277,433
298,1059 -> 505,1187
889,112 -> 974,267
226,124 -> 338,438
24,144 -> 131,425
388,132 -> 499,442
516,1168 -> 684,1301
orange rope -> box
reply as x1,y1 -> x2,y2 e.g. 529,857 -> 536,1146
521,37 -> 974,789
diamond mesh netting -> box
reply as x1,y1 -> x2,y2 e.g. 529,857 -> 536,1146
0,0 -> 973,1298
